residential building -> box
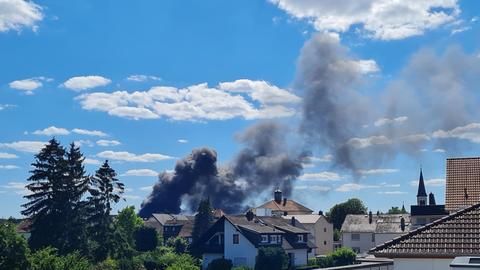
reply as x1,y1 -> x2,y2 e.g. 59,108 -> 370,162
253,189 -> 314,216
283,214 -> 333,255
144,213 -> 194,243
446,157 -> 480,212
410,169 -> 448,229
199,212 -> 315,269
370,202 -> 480,270
341,212 -> 410,254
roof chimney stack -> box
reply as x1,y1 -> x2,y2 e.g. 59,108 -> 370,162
274,189 -> 282,204
318,210 -> 323,216
429,192 -> 436,205
291,217 -> 296,227
368,211 -> 373,224
283,198 -> 287,206
246,210 -> 254,221
400,217 -> 406,232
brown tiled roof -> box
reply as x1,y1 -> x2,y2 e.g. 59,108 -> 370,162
446,157 -> 480,211
178,220 -> 194,238
256,200 -> 313,214
370,202 -> 480,258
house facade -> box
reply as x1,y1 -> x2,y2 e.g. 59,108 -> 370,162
283,214 -> 333,255
200,213 -> 315,269
341,212 -> 410,254
370,202 -> 480,270
144,213 -> 194,243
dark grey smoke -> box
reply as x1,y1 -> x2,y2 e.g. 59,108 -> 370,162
139,122 -> 304,217
297,33 -> 480,172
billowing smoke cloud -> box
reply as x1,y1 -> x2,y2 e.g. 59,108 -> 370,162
139,122 -> 305,217
297,33 -> 480,172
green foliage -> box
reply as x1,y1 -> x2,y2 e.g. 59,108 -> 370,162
333,228 -> 341,241
232,266 -> 252,270
0,222 -> 30,270
166,236 -> 189,254
140,250 -> 199,270
254,246 -> 288,270
30,247 -> 91,270
90,258 -> 118,270
134,226 -> 159,252
116,206 -> 143,247
206,258 -> 233,270
191,198 -> 214,256
326,198 -> 367,230
387,206 -> 408,214
315,255 -> 334,268
330,247 -> 356,266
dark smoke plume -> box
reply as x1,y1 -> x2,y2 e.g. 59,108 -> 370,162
139,122 -> 305,217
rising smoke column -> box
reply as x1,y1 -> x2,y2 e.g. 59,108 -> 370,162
139,122 -> 304,217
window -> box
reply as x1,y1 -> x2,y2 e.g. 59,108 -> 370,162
324,227 -> 327,232
233,234 -> 239,244
351,234 -> 360,241
271,235 -> 277,243
297,234 -> 305,242
371,233 -> 375,242
324,241 -> 327,245
261,235 -> 268,243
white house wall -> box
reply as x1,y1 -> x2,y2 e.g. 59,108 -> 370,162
224,220 -> 258,268
286,248 -> 309,266
393,258 -> 452,270
342,232 -> 375,253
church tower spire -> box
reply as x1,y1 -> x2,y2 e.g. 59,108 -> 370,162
417,168 -> 427,206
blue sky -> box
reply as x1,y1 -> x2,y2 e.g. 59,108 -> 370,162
1,0 -> 480,218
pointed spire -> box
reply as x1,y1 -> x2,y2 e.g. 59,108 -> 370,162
417,168 -> 427,197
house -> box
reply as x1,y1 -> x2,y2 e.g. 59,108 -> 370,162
283,214 -> 333,255
199,212 -> 315,269
445,157 -> 480,212
341,212 -> 410,254
370,202 -> 480,270
144,214 -> 194,243
253,189 -> 314,216
410,169 -> 448,229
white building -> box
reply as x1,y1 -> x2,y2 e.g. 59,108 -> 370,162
341,212 -> 410,254
200,213 -> 315,269
370,202 -> 480,270
283,214 -> 333,255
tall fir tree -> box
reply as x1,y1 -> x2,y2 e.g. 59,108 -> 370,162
191,198 -> 214,256
22,138 -> 68,250
87,160 -> 125,261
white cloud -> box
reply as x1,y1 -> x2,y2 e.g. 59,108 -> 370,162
305,154 -> 333,163
433,148 -> 446,153
432,123 -> 480,143
76,81 -> 300,121
8,77 -> 51,94
0,152 -> 18,159
177,139 -> 188,144
32,126 -> 70,136
126,75 -> 161,82
336,183 -> 381,192
122,169 -> 158,177
0,104 -> 15,111
350,59 -> 380,74
357,168 -> 399,175
1,181 -> 30,195
374,116 -> 408,127
400,133 -> 431,143
72,128 -> 107,137
96,140 -> 121,147
97,150 -> 174,163
410,178 -> 445,187
0,165 -> 19,169
377,191 -> 407,195
269,0 -> 460,40
347,135 -> 392,149
84,158 -> 101,165
62,76 -> 111,91
139,185 -> 153,191
0,0 -> 43,33
123,194 -> 142,200
74,140 -> 94,147
0,141 -> 46,153
299,171 -> 342,181
295,185 -> 331,192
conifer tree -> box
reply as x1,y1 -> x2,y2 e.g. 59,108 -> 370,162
191,198 -> 214,256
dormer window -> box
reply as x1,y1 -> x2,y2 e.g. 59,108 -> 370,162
261,235 -> 269,243
297,234 -> 305,242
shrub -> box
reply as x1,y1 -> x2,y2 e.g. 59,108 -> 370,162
232,266 -> 252,270
30,247 -> 91,270
0,222 -> 30,270
91,258 -> 118,270
207,258 -> 233,270
166,236 -> 189,254
254,247 -> 288,270
134,226 -> 158,252
330,247 -> 356,266
316,256 -> 334,268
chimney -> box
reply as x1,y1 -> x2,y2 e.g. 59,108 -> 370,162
283,198 -> 287,206
291,217 -> 296,227
283,211 -> 288,216
429,192 -> 436,205
400,217 -> 405,232
368,211 -> 373,224
318,210 -> 323,216
274,189 -> 282,204
246,210 -> 254,221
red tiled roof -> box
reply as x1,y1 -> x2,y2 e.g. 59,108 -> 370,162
256,200 -> 313,214
370,202 -> 480,258
446,157 -> 480,211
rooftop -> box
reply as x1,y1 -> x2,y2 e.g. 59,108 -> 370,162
341,214 -> 410,234
370,202 -> 480,258
256,199 -> 313,214
446,157 -> 480,211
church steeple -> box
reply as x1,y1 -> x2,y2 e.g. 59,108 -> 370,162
417,168 -> 427,206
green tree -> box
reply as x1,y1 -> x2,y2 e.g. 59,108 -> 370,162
330,247 -> 356,266
166,236 -> 189,254
326,198 -> 367,230
387,206 -> 408,214
206,258 -> 232,270
116,206 -> 143,247
191,198 -> 214,255
22,139 -> 68,250
87,160 -> 125,261
135,226 -> 159,252
254,247 -> 288,270
333,228 -> 341,242
30,247 -> 91,270
0,222 -> 30,270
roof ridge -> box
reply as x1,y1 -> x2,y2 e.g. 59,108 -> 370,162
370,201 -> 480,254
